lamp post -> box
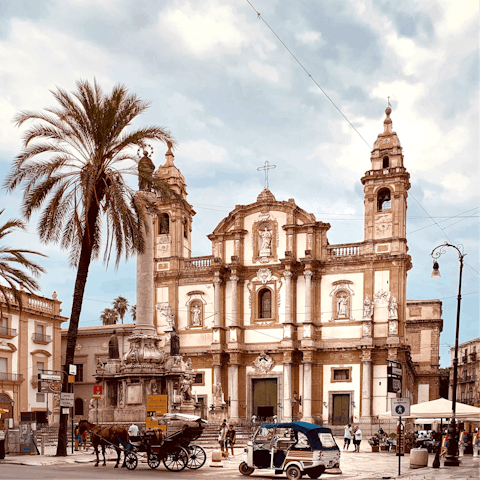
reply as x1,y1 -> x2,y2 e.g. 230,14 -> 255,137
430,241 -> 466,467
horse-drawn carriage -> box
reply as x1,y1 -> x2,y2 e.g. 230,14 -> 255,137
79,413 -> 207,471
124,413 -> 207,471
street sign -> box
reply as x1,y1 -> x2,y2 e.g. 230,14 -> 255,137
68,375 -> 75,383
49,382 -> 62,393
391,397 -> 411,417
60,393 -> 74,407
93,385 -> 103,395
146,395 -> 168,430
92,394 -> 103,399
388,365 -> 403,376
39,373 -> 61,381
69,365 -> 77,376
388,376 -> 402,393
61,407 -> 70,415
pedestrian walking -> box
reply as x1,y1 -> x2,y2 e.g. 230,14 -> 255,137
354,426 -> 362,452
343,423 -> 352,451
74,426 -> 81,451
218,419 -> 228,456
226,424 -> 236,457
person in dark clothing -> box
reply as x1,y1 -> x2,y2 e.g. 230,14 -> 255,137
226,424 -> 236,456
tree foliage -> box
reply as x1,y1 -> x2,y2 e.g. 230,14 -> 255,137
3,79 -> 176,455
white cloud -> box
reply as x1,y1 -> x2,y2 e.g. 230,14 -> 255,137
248,60 -> 279,83
295,31 -> 325,46
157,1 -> 248,57
168,93 -> 224,130
179,139 -> 228,164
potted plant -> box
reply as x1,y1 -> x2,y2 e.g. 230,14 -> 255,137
368,435 -> 380,452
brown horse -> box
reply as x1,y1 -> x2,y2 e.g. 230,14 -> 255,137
78,419 -> 129,468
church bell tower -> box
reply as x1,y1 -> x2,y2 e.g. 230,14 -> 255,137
362,105 -> 410,255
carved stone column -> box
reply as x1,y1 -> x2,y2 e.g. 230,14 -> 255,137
213,274 -> 221,327
135,197 -> 155,334
229,362 -> 239,422
283,352 -> 292,421
302,354 -> 313,422
361,349 -> 372,419
284,270 -> 292,324
304,270 -> 313,324
230,274 -> 238,326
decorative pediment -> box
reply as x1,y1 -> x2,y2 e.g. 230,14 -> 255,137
30,349 -> 51,357
253,352 -> 275,374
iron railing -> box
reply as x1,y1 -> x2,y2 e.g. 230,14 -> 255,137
32,333 -> 52,343
0,326 -> 17,337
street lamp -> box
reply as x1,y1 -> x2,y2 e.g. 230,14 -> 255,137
430,241 -> 466,467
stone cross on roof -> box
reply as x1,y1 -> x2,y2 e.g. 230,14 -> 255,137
257,160 -> 276,189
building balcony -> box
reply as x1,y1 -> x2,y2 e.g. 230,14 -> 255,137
469,352 -> 477,362
461,356 -> 468,363
461,398 -> 475,406
327,243 -> 360,259
458,375 -> 472,383
32,333 -> 52,344
0,326 -> 17,339
183,255 -> 214,270
0,372 -> 24,384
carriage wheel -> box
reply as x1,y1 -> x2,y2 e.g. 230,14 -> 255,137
147,453 -> 160,469
186,445 -> 206,469
124,452 -> 138,470
163,446 -> 188,471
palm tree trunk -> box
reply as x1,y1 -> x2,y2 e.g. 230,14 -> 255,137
56,199 -> 101,456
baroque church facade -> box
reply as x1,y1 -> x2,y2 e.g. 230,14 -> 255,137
145,107 -> 442,428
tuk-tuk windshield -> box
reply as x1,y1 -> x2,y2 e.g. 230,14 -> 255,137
319,432 -> 336,448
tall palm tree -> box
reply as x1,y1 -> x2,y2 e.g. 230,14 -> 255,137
100,307 -> 118,325
0,209 -> 46,309
3,79 -> 177,456
112,295 -> 129,324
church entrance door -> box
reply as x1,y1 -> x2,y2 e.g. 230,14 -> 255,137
252,378 -> 277,420
332,394 -> 350,425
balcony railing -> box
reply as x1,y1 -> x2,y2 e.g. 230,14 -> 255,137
461,356 -> 468,363
459,375 -> 472,383
327,244 -> 360,258
469,352 -> 477,362
462,398 -> 475,406
0,372 -> 24,382
0,326 -> 17,337
183,256 -> 213,269
32,333 -> 52,343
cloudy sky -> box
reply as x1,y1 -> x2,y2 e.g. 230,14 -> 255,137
0,0 -> 478,367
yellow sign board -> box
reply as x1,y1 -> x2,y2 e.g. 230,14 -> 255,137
146,395 -> 168,430
68,375 -> 75,383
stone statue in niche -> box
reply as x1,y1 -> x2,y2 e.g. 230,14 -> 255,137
363,295 -> 373,320
108,330 -> 119,359
388,295 -> 398,319
191,302 -> 202,326
170,326 -> 180,356
389,319 -> 398,335
337,293 -> 348,318
259,227 -> 272,256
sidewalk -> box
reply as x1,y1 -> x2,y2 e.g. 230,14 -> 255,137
1,443 -> 478,479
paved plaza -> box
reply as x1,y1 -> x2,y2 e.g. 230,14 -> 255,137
1,439 -> 478,480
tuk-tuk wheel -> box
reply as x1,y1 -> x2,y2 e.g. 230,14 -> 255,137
286,465 -> 302,479
239,461 -> 254,475
124,452 -> 138,470
306,465 -> 325,478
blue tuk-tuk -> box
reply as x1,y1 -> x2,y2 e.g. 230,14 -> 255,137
239,421 -> 340,479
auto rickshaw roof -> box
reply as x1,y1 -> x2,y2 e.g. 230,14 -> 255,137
260,422 -> 335,450
260,421 -> 331,434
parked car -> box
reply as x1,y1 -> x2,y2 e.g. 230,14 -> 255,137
239,421 -> 340,479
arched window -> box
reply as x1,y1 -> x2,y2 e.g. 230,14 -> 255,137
377,188 -> 391,210
74,398 -> 84,416
158,213 -> 169,234
259,289 -> 272,319
382,156 -> 390,168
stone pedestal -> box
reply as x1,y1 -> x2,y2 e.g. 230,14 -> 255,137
209,405 -> 228,422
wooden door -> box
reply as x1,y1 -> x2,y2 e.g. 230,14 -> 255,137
332,394 -> 350,425
253,378 -> 277,420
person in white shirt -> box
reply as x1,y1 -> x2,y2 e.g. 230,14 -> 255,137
128,423 -> 139,440
354,427 -> 362,452
343,423 -> 352,451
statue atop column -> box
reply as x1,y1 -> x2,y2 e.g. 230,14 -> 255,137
138,144 -> 155,192
170,326 -> 180,356
108,329 -> 119,359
